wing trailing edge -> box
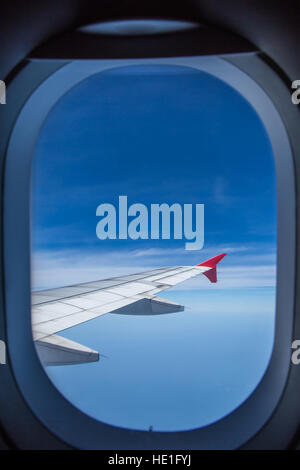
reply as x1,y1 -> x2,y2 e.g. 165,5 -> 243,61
35,334 -> 99,366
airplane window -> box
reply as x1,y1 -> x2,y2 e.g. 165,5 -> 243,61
31,62 -> 276,432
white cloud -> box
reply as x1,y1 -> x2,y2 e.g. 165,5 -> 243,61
178,264 -> 276,290
31,246 -> 276,291
212,176 -> 236,207
130,244 -> 250,258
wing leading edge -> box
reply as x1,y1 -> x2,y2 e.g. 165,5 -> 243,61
32,253 -> 226,366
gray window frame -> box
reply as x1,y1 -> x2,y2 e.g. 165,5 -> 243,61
1,54 -> 296,449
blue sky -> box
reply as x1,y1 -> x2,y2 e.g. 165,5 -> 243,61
31,64 -> 276,431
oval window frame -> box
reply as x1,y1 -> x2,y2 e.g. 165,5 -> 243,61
3,54 -> 295,449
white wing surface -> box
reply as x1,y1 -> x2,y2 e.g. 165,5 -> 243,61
32,254 -> 226,366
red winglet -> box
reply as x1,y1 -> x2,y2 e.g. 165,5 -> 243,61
197,253 -> 227,283
197,253 -> 227,268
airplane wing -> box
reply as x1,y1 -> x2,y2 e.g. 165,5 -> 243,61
32,253 -> 226,366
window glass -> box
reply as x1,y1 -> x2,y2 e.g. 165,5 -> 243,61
31,64 -> 276,431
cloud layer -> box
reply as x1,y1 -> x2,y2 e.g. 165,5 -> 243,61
31,244 -> 276,291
